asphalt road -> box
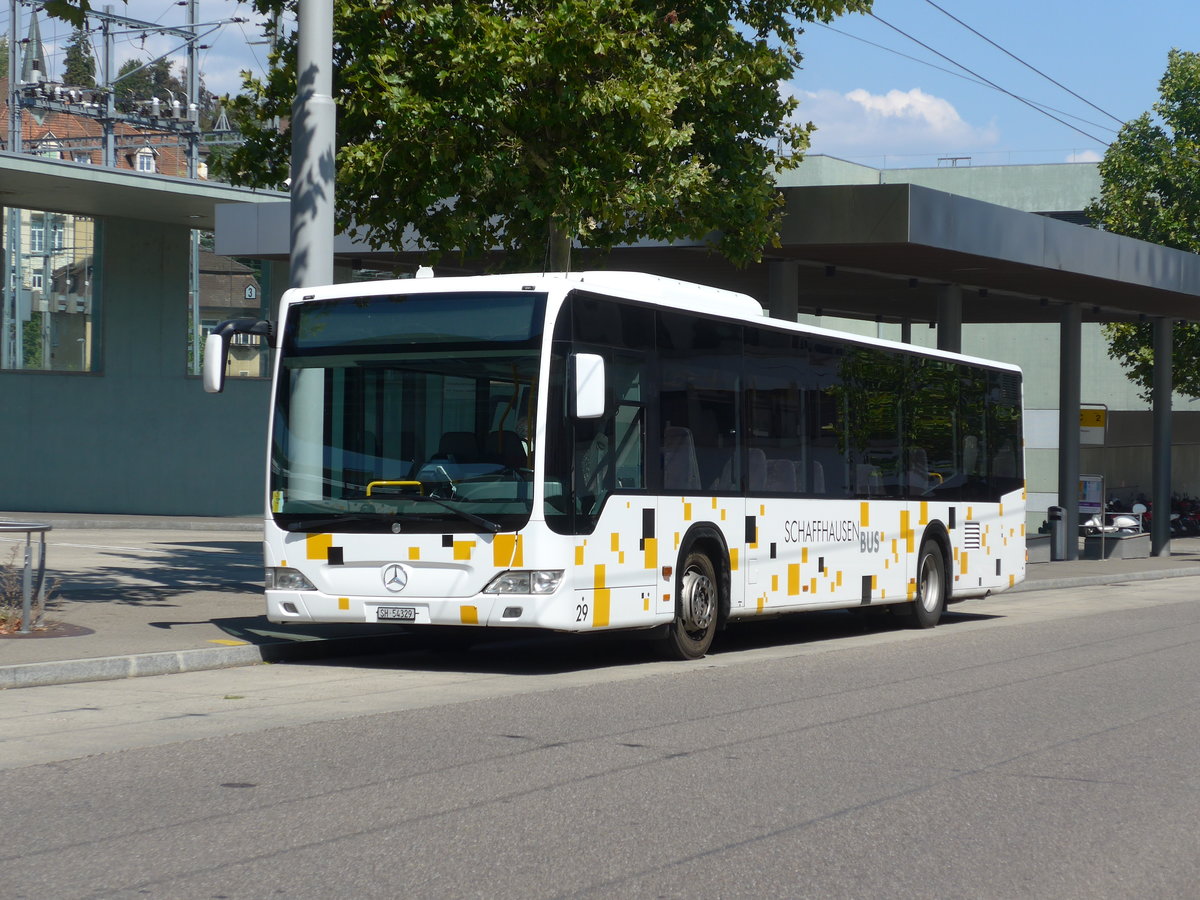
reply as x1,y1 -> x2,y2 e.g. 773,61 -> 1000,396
3,577 -> 1200,899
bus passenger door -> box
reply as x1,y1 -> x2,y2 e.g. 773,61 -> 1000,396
575,349 -> 661,627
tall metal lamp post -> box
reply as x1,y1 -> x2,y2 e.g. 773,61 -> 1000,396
290,0 -> 336,291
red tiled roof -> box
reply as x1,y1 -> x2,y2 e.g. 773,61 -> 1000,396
2,78 -> 200,176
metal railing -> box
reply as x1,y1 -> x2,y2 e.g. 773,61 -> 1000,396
1,522 -> 52,634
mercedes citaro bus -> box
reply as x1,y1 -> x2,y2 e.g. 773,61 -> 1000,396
205,271 -> 1025,659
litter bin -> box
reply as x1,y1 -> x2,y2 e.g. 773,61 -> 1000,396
1047,506 -> 1067,561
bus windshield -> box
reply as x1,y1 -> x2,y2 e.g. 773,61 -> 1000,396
270,291 -> 545,533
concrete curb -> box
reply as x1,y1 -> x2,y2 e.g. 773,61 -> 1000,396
1012,566 -> 1200,593
0,634 -> 399,690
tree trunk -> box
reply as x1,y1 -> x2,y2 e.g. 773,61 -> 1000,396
546,219 -> 572,272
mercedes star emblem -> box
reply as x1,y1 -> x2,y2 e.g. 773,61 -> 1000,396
382,564 -> 408,592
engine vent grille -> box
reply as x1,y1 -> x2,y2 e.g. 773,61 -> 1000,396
963,521 -> 982,549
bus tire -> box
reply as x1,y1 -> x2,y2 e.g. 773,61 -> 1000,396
661,550 -> 719,660
908,539 -> 946,628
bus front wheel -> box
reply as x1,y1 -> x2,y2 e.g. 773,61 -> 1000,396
908,540 -> 946,628
662,551 -> 719,660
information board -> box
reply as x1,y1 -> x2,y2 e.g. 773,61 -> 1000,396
1079,474 -> 1104,516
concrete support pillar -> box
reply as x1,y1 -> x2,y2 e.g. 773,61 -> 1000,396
1152,318 -> 1173,556
1058,303 -> 1082,560
900,318 -> 912,344
766,261 -> 800,322
936,285 -> 963,353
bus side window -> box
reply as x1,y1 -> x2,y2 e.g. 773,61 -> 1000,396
743,327 -> 806,496
796,339 -> 852,499
657,310 -> 741,494
663,426 -> 701,491
908,447 -> 930,494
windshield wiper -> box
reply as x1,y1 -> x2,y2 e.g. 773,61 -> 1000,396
277,499 -> 502,535
405,493 -> 503,533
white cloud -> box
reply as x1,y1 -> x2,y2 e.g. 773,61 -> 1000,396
785,86 -> 1000,161
1066,149 -> 1103,163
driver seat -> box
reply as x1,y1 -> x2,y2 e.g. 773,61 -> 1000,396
486,430 -> 527,469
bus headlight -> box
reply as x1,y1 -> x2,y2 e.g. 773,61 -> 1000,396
265,567 -> 316,591
483,570 -> 564,594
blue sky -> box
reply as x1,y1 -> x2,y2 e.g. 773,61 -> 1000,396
6,1 -> 1199,170
788,0 -> 1200,167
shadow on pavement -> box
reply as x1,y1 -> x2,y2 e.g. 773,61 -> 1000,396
301,606 -> 1002,678
53,540 -> 263,606
145,614 -> 410,646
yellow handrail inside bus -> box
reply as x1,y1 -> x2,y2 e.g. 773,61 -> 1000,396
366,480 -> 425,497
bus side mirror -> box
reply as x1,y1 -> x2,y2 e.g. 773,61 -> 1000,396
573,352 -> 606,419
203,331 -> 228,393
203,317 -> 274,394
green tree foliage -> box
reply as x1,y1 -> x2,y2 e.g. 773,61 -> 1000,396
1086,49 -> 1200,401
115,57 -> 185,113
215,0 -> 870,271
63,28 -> 96,87
41,1 -> 94,29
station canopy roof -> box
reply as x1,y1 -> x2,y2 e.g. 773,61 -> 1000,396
215,183 -> 1200,327
602,184 -> 1200,326
0,151 -> 285,230
8,148 -> 1198,328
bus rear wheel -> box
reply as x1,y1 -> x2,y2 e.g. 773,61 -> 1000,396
661,551 -> 719,660
907,540 -> 946,628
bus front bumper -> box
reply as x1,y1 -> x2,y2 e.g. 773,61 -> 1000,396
267,589 -> 582,631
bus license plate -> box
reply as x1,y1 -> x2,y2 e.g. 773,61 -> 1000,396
377,606 -> 417,621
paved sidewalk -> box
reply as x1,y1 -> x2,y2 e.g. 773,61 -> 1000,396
0,513 -> 411,689
3,512 -> 1200,689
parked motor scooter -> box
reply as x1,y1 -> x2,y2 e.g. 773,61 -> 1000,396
1084,498 -> 1143,536
1172,495 -> 1200,535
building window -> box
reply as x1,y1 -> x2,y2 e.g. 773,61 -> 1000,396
30,216 -> 45,253
136,148 -> 156,173
72,151 -> 92,165
37,139 -> 63,160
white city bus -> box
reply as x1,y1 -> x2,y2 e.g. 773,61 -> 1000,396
206,271 -> 1025,659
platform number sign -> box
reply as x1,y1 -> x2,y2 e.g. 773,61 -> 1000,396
1080,405 -> 1107,446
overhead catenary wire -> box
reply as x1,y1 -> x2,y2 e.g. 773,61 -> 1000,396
920,0 -> 1126,127
868,11 -> 1110,146
3,0 -> 266,96
813,21 -> 1119,137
